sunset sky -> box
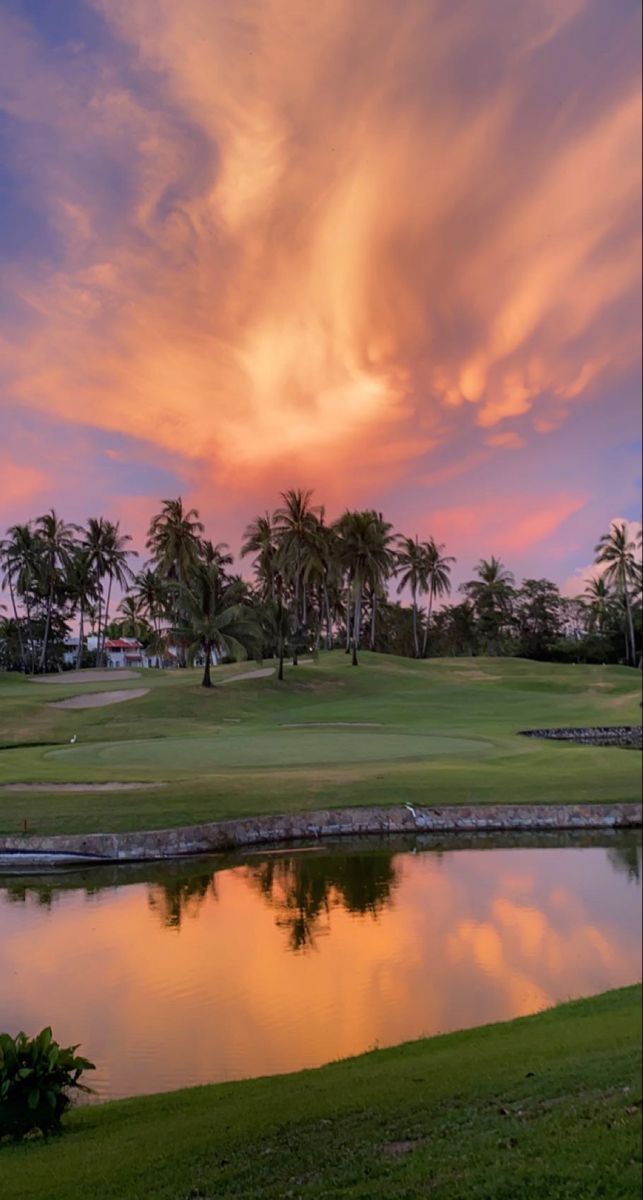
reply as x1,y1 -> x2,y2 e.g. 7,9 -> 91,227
0,0 -> 641,589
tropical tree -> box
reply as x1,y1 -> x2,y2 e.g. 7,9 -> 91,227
461,557 -> 515,654
85,521 -> 135,665
35,510 -> 78,671
334,510 -> 394,665
241,513 -> 279,601
173,565 -> 262,687
395,536 -> 427,658
582,576 -> 614,636
594,522 -> 642,666
67,545 -> 99,670
146,499 -> 204,665
273,489 -> 321,663
1,524 -> 39,672
421,539 -> 455,657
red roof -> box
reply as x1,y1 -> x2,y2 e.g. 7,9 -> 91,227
105,639 -> 142,649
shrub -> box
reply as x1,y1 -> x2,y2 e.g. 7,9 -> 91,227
0,1027 -> 95,1139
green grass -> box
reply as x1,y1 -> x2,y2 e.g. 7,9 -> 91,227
0,653 -> 640,836
1,986 -> 640,1199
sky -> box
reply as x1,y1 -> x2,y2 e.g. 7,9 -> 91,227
0,0 -> 641,592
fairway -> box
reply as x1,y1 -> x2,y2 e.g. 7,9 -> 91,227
48,729 -> 490,773
0,652 -> 640,835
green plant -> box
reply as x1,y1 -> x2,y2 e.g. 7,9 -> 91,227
0,1027 -> 94,1139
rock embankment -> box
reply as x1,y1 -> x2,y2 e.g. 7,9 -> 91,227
520,726 -> 642,748
0,802 -> 640,866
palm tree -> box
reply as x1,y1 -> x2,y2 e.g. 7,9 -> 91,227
421,539 -> 455,657
335,510 -> 393,665
461,557 -> 515,654
0,524 -> 41,672
274,489 -> 321,664
241,513 -> 279,601
34,510 -> 78,671
67,545 -> 99,670
395,536 -> 427,658
582,576 -> 613,636
174,565 -> 262,687
85,521 -> 135,665
131,567 -> 167,666
594,522 -> 642,665
147,498 -> 204,665
117,595 -> 150,641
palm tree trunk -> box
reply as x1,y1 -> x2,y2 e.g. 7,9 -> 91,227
352,582 -> 362,666
76,603 -> 85,671
102,576 -> 113,668
370,591 -> 377,650
422,588 -> 434,658
39,577 -> 55,671
8,577 -> 26,672
202,642 -> 212,687
278,634 -> 284,681
345,584 -> 352,653
323,584 -> 332,650
624,587 -> 636,666
412,586 -> 419,658
95,582 -> 104,668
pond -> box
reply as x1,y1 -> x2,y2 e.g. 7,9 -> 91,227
0,831 -> 640,1101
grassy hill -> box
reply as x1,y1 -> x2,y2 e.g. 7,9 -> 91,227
0,986 -> 640,1200
0,652 -> 640,836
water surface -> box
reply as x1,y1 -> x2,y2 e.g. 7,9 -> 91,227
0,832 -> 640,1100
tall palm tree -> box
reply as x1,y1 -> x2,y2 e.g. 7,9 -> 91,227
35,510 -> 78,671
594,522 -> 642,665
147,498 -> 204,665
67,545 -> 99,670
335,510 -> 393,666
0,524 -> 41,672
582,576 -> 613,636
174,565 -> 261,687
274,489 -> 321,664
241,513 -> 279,601
421,539 -> 455,657
461,557 -> 515,654
131,567 -> 167,665
395,536 -> 427,658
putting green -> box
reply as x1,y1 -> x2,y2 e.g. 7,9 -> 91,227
47,729 -> 492,774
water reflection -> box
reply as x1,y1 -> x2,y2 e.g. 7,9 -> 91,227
245,852 -> 398,950
0,832 -> 640,1100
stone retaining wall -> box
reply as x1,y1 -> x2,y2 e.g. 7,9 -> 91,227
520,725 -> 642,748
0,803 -> 640,865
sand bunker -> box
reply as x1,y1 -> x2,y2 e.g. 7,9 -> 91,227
30,669 -> 140,684
0,782 -> 165,793
49,688 -> 149,710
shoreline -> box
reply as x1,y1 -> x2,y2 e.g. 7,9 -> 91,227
0,800 -> 640,866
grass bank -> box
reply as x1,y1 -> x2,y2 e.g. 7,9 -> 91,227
0,653 -> 640,836
0,986 -> 640,1199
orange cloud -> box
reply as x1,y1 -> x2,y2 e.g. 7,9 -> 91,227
429,493 -> 586,555
0,458 -> 48,509
0,0 -> 640,502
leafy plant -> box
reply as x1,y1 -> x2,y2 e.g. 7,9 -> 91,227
0,1027 -> 95,1139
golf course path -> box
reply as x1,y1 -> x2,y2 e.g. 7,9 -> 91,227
49,688 -> 149,710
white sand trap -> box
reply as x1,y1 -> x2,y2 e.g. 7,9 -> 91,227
220,668 -> 276,684
0,782 -> 165,793
49,688 -> 149,710
280,722 -> 383,728
30,669 -> 140,684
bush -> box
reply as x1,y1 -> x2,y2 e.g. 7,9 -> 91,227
0,1027 -> 95,1139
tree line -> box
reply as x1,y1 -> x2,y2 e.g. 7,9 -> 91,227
1,491 -> 641,684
